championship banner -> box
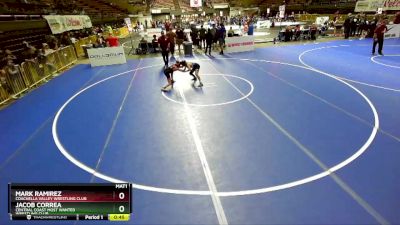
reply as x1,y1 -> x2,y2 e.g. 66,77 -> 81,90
355,0 -> 400,12
190,0 -> 202,7
87,47 -> 127,67
82,16 -> 92,28
43,16 -> 64,34
44,15 -> 92,34
225,36 -> 255,53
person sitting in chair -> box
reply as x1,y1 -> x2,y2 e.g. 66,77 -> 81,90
228,27 -> 234,37
139,37 -> 148,54
151,35 -> 159,53
294,25 -> 301,41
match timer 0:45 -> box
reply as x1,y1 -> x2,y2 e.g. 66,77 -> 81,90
8,183 -> 132,221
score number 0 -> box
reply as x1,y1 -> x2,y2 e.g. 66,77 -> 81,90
118,192 -> 125,213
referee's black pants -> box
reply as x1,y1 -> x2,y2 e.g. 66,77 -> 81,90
372,37 -> 384,54
161,50 -> 169,66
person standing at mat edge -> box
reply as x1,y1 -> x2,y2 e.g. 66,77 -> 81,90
106,33 -> 119,47
372,19 -> 388,56
205,29 -> 213,55
158,31 -> 170,68
167,29 -> 176,56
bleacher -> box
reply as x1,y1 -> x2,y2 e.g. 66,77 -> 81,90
290,0 -> 309,5
74,0 -> 128,18
212,0 -> 228,3
179,0 -> 195,12
310,0 -> 356,6
151,0 -> 175,9
0,0 -> 127,19
0,0 -> 52,15
0,29 -> 49,59
256,0 -> 287,8
128,0 -> 144,3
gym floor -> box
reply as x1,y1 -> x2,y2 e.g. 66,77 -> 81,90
1,38 -> 400,225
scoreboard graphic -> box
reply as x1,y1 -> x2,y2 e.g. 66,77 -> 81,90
8,183 -> 132,221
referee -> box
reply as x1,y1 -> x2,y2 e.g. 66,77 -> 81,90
372,19 -> 388,55
158,31 -> 170,68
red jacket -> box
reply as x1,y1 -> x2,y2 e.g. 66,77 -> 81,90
107,36 -> 119,47
374,24 -> 387,39
158,35 -> 170,51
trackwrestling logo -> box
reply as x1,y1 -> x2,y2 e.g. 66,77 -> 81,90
89,53 -> 124,59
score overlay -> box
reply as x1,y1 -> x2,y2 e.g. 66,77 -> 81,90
8,183 -> 131,221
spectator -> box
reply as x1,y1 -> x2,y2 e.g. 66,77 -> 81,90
166,30 -> 176,56
205,28 -> 213,56
42,43 -> 55,55
140,37 -> 148,44
228,27 -> 234,37
190,31 -> 197,48
4,49 -> 17,64
293,25 -> 301,40
165,20 -> 171,32
0,49 -> 4,63
106,33 -> 119,47
357,16 -> 365,37
139,37 -> 148,53
343,13 -> 352,39
0,50 -> 10,93
283,26 -> 291,42
217,24 -> 226,55
199,25 -> 206,49
370,17 -> 379,38
310,24 -> 317,40
350,15 -> 358,37
355,15 -> 362,36
191,24 -> 198,42
60,33 -> 72,47
94,36 -> 106,48
0,69 -> 11,95
21,43 -> 37,63
38,43 -> 57,75
210,24 -> 217,49
5,59 -> 21,89
248,22 -> 254,35
47,36 -> 59,50
151,35 -> 159,53
175,27 -> 184,54
70,33 -> 77,44
243,22 -> 249,34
